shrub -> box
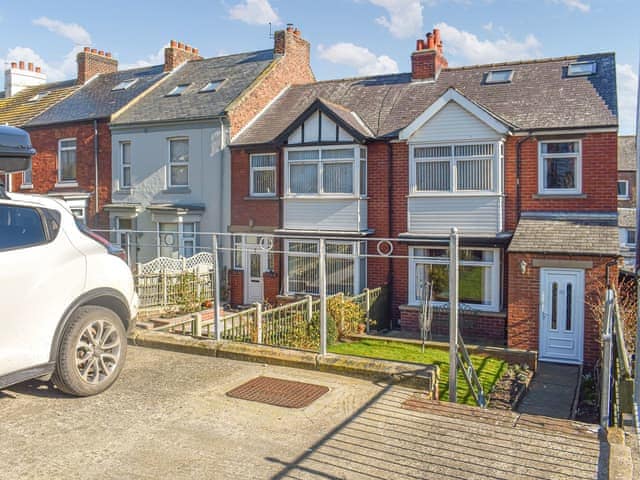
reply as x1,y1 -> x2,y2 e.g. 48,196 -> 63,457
308,310 -> 338,347
327,295 -> 365,338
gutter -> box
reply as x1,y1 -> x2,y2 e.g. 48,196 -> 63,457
94,119 -> 99,219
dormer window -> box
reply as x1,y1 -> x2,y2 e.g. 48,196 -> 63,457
166,84 -> 190,96
567,61 -> 596,77
28,91 -> 50,102
200,80 -> 224,93
112,79 -> 138,91
485,69 -> 513,84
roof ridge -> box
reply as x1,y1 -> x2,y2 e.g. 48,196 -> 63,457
189,48 -> 273,63
443,51 -> 614,71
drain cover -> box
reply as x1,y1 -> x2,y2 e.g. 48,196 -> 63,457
226,376 -> 329,408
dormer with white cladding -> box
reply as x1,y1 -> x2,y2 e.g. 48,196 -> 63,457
399,88 -> 511,236
281,98 -> 373,232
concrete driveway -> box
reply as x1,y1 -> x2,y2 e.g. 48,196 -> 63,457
1,346 -> 606,479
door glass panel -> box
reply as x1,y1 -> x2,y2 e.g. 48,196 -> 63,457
551,282 -> 558,330
250,254 -> 261,280
566,283 -> 572,331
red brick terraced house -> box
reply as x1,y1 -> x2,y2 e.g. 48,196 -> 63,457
229,28 -> 619,365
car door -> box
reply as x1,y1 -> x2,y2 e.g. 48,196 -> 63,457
0,202 -> 86,376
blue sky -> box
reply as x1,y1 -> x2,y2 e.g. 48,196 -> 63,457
1,0 -> 638,133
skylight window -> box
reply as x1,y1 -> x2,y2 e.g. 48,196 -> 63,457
567,61 -> 596,77
28,91 -> 50,102
112,79 -> 138,91
199,80 -> 224,93
166,84 -> 190,96
485,69 -> 514,84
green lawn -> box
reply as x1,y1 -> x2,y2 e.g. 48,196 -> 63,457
328,339 -> 508,406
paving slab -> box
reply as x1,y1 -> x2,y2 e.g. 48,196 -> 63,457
0,347 -> 606,479
517,362 -> 580,419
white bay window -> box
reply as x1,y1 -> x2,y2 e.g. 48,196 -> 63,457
409,247 -> 500,311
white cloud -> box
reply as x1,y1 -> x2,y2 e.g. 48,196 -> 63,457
434,22 -> 542,65
121,47 -> 166,70
368,0 -> 423,39
617,63 -> 638,135
229,0 -> 280,26
552,0 -> 590,13
482,21 -> 493,31
318,43 -> 399,76
3,45 -> 82,82
32,17 -> 91,45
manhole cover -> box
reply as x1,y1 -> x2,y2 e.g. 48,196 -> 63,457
226,376 -> 329,408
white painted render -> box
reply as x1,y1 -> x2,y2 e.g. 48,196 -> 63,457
288,110 -> 354,144
408,196 -> 502,235
283,198 -> 367,232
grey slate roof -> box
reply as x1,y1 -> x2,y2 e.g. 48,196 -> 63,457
508,218 -> 619,256
26,65 -> 167,126
618,208 -> 636,228
618,135 -> 637,171
233,52 -> 617,146
112,50 -> 275,125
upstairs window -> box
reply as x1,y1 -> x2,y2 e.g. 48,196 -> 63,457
617,180 -> 629,199
200,80 -> 224,93
485,69 -> 513,84
412,143 -> 496,193
567,61 -> 596,77
286,146 -> 366,197
168,138 -> 189,187
120,141 -> 132,189
58,138 -> 77,183
166,84 -> 190,96
538,140 -> 581,194
250,153 -> 276,196
112,79 -> 137,91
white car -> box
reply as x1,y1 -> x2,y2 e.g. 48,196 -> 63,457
0,126 -> 137,396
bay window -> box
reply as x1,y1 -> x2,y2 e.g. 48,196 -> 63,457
286,146 -> 366,196
538,140 -> 581,194
412,143 -> 496,193
285,239 -> 365,295
409,247 -> 500,311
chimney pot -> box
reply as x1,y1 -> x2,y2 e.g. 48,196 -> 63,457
185,45 -> 192,52
293,28 -> 301,36
84,46 -> 91,52
28,62 -> 34,71
91,48 -> 98,54
416,39 -> 425,51
286,23 -> 294,32
35,66 -> 41,73
170,40 -> 177,48
11,62 -> 17,69
426,33 -> 434,49
193,47 -> 199,55
177,42 -> 184,49
98,50 -> 104,56
106,52 -> 112,58
19,61 -> 25,70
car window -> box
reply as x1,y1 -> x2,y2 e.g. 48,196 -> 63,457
0,204 -> 47,250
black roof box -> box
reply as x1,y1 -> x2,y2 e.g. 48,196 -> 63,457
0,125 -> 36,173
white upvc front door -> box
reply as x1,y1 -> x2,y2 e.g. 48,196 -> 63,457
244,236 -> 267,304
539,268 -> 585,364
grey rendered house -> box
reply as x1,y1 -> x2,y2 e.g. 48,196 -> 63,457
107,27 -> 314,263
617,135 -> 637,270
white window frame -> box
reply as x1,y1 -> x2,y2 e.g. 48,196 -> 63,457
284,145 -> 365,198
157,221 -> 199,258
71,207 -> 86,224
408,246 -> 500,311
57,138 -> 77,185
617,179 -> 629,200
567,61 -> 596,77
485,69 -> 514,84
120,141 -> 132,189
250,153 -> 277,197
409,141 -> 502,196
538,139 -> 582,195
167,137 -> 189,188
21,164 -> 33,188
283,239 -> 364,295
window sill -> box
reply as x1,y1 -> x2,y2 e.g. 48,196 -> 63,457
400,304 -> 506,317
283,195 -> 364,200
20,184 -> 34,190
407,192 -> 502,198
618,196 -> 630,201
163,187 -> 192,194
532,193 -> 586,199
244,196 -> 278,201
54,182 -> 79,188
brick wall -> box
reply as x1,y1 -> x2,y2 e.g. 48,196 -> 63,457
228,270 -> 244,306
227,28 -> 315,137
23,120 -> 112,228
76,49 -> 117,84
399,307 -> 507,345
507,253 -> 616,365
505,132 -> 618,230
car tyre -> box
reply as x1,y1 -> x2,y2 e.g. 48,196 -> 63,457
52,306 -> 127,396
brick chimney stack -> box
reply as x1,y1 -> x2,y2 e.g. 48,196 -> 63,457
411,28 -> 448,81
164,40 -> 202,72
77,47 -> 118,84
273,23 -> 310,67
4,60 -> 47,97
